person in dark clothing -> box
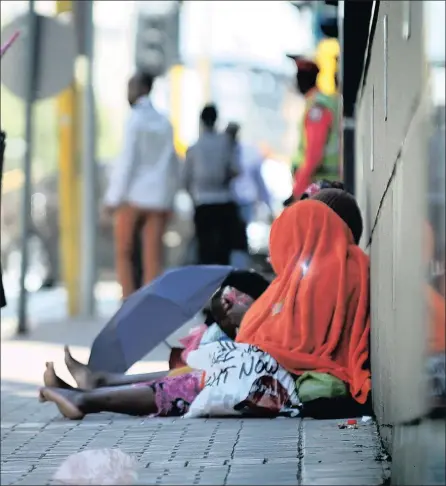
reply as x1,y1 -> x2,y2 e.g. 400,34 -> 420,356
224,123 -> 250,267
184,105 -> 241,265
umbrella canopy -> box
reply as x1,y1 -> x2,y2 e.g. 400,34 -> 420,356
88,265 -> 234,373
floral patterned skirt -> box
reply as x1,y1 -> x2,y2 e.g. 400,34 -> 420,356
135,371 -> 204,417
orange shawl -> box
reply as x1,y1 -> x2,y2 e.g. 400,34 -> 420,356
236,200 -> 371,404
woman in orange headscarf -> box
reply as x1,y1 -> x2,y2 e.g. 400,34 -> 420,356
237,189 -> 371,404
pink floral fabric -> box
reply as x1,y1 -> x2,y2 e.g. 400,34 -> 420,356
179,325 -> 208,363
223,287 -> 253,307
136,371 -> 204,417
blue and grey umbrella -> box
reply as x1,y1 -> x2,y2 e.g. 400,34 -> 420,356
88,265 -> 234,373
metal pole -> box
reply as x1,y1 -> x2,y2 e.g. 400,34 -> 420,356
17,0 -> 38,334
56,0 -> 81,317
80,0 -> 97,317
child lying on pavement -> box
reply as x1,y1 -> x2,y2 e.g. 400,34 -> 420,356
38,286 -> 255,419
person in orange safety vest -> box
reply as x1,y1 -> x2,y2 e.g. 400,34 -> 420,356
285,55 -> 340,204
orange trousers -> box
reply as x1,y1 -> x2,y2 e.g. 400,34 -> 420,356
114,205 -> 169,299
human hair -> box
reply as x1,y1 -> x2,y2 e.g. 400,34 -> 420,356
300,180 -> 345,200
204,269 -> 270,326
226,122 -> 240,140
296,69 -> 319,94
136,72 -> 154,93
200,104 -> 218,129
310,188 -> 363,244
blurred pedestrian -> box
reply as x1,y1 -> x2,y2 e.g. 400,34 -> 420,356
225,122 -> 272,268
226,122 -> 274,225
104,72 -> 180,299
287,55 -> 340,202
184,104 -> 240,265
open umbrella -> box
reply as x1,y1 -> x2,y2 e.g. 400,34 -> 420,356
88,265 -> 234,373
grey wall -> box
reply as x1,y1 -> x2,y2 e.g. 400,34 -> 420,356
354,1 -> 445,484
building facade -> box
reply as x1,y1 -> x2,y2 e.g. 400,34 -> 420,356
341,1 -> 445,483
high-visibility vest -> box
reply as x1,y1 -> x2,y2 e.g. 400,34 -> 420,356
292,91 -> 340,181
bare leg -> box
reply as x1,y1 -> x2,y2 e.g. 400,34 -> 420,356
114,205 -> 140,299
39,385 -> 157,420
142,210 -> 168,284
64,346 -> 168,389
93,370 -> 169,387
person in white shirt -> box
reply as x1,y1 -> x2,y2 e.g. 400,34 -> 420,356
104,73 -> 180,299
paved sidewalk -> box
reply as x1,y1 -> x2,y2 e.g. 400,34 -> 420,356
1,384 -> 389,486
1,315 -> 390,485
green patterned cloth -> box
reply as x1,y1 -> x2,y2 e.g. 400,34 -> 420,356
295,372 -> 347,403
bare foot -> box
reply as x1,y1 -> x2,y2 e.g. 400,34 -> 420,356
44,362 -> 73,389
64,346 -> 96,390
40,362 -> 70,402
39,387 -> 85,420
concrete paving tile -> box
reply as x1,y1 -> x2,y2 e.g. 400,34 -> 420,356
304,456 -> 378,466
1,468 -> 28,478
226,478 -> 298,486
301,418 -> 387,485
303,464 -> 383,476
302,477 -> 385,485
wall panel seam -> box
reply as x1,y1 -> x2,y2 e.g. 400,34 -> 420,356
366,90 -> 424,248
